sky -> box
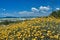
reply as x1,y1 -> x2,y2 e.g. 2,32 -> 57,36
0,0 -> 60,17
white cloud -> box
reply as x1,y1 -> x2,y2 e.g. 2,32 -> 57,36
41,11 -> 47,13
18,6 -> 51,16
0,6 -> 52,17
56,8 -> 60,10
31,7 -> 39,12
39,6 -> 50,11
39,6 -> 51,13
19,11 -> 34,16
19,11 -> 33,14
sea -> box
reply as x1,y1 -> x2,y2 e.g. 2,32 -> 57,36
0,18 -> 34,22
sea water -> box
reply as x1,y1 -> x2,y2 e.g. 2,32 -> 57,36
0,18 -> 33,22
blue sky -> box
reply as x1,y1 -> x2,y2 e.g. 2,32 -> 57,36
0,0 -> 60,17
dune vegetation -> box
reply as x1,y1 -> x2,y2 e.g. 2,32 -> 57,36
0,16 -> 60,40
